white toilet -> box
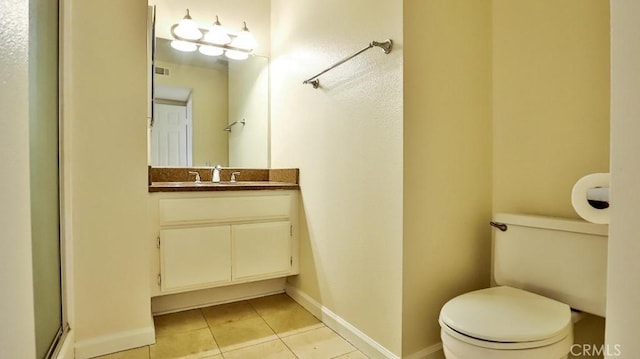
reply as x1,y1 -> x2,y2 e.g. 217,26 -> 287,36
439,213 -> 608,359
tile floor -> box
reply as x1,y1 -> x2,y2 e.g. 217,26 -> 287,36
93,293 -> 369,359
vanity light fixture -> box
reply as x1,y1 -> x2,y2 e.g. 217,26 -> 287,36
203,16 -> 231,45
170,9 -> 257,60
170,40 -> 197,52
199,45 -> 224,57
173,9 -> 203,41
224,49 -> 249,61
230,22 -> 258,50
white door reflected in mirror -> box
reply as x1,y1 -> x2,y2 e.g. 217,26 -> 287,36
151,103 -> 192,166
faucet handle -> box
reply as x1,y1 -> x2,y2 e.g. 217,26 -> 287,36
230,171 -> 241,182
188,171 -> 201,183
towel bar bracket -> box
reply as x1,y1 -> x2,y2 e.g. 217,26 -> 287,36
371,40 -> 393,54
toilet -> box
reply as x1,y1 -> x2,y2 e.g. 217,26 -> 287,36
439,213 -> 608,359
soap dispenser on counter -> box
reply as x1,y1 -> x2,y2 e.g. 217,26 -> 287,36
212,165 -> 221,182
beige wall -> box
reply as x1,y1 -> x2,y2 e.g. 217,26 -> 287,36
607,1 -> 640,357
270,0 -> 403,355
66,0 -> 154,357
492,0 -> 610,218
155,60 -> 229,166
403,1 -> 493,356
0,0 -> 37,357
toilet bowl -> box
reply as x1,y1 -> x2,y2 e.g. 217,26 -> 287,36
439,286 -> 572,359
438,213 -> 608,359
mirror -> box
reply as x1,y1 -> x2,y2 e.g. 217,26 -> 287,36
148,0 -> 270,168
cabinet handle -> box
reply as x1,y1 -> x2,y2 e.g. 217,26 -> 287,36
157,236 -> 161,248
157,274 -> 162,286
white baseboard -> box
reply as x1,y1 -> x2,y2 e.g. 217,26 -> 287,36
151,278 -> 287,315
404,343 -> 444,359
285,284 -> 400,359
74,325 -> 155,359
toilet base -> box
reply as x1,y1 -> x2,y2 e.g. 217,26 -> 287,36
441,329 -> 572,359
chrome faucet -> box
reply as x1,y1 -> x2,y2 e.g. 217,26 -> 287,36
188,171 -> 201,183
212,165 -> 221,183
230,171 -> 241,183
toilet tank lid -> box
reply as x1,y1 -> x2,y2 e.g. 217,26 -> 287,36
439,286 -> 571,343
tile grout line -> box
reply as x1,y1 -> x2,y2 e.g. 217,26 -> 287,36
246,299 -> 300,358
279,337 -> 301,359
202,300 -> 284,356
248,295 -> 327,339
329,348 -> 366,359
198,307 -> 223,357
245,296 -> 304,358
246,298 -> 281,337
246,295 -> 359,358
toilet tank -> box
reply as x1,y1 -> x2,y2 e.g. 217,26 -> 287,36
492,213 -> 608,317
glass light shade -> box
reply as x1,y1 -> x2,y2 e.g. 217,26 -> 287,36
173,10 -> 202,40
204,17 -> 231,45
225,49 -> 249,61
170,40 -> 197,52
230,22 -> 257,50
199,45 -> 224,57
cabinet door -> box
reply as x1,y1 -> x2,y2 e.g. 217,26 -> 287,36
232,221 -> 291,281
160,226 -> 231,292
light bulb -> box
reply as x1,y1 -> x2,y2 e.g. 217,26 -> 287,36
173,9 -> 202,40
230,22 -> 257,51
225,49 -> 249,61
199,45 -> 224,57
171,40 -> 197,52
203,16 -> 231,45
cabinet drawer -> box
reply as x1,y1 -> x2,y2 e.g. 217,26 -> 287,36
160,226 -> 231,291
159,195 -> 292,225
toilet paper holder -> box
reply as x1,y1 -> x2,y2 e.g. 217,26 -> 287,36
572,173 -> 610,224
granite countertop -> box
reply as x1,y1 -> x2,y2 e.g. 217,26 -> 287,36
148,167 -> 300,192
149,181 -> 300,192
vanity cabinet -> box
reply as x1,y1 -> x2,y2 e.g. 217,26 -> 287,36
151,191 -> 299,296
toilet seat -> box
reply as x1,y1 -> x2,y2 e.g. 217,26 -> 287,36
439,286 -> 572,350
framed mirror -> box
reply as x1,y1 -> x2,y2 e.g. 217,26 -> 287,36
148,0 -> 270,168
